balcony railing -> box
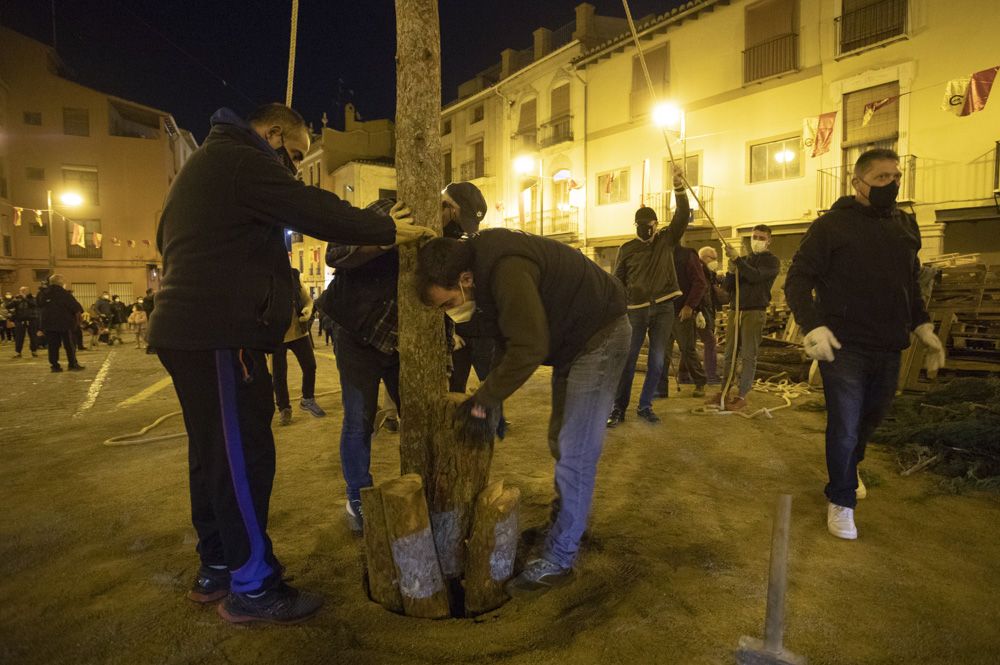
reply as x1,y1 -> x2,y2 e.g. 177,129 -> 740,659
503,209 -> 579,239
835,0 -> 908,57
539,115 -> 574,148
817,154 -> 917,211
645,185 -> 715,224
743,33 -> 798,84
460,157 -> 489,180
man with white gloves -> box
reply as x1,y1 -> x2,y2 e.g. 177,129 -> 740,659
785,148 -> 945,541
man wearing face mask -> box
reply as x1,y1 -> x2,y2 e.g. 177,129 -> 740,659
607,166 -> 690,427
784,148 -> 945,541
415,230 -> 629,595
708,225 -> 780,411
694,246 -> 723,384
148,103 -> 430,626
319,181 -> 487,532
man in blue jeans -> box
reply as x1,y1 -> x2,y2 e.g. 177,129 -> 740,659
416,230 -> 629,595
607,166 -> 689,426
785,148 -> 945,540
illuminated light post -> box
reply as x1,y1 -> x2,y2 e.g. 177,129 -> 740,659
514,154 -> 544,235
46,189 -> 83,271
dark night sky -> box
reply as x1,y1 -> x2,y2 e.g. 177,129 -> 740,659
1,0 -> 678,141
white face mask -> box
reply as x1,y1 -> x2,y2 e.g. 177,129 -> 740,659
706,260 -> 719,272
750,239 -> 768,254
445,284 -> 476,324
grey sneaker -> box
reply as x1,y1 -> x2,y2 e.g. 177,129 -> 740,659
299,398 -> 326,418
345,499 -> 363,534
505,558 -> 574,596
278,408 -> 293,426
188,564 -> 230,604
217,582 -> 323,625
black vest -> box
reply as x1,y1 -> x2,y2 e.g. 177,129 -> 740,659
470,229 -> 626,367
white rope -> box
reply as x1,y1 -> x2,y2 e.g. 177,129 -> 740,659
285,0 -> 300,106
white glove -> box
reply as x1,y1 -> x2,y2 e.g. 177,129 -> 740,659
695,311 -> 706,329
803,326 -> 841,362
389,200 -> 435,245
453,334 -> 466,351
298,304 -> 313,322
914,323 -> 946,375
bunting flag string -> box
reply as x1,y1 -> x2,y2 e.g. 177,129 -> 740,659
13,207 -> 22,227
93,232 -> 103,249
942,65 -> 999,116
70,223 -> 86,248
862,96 -> 898,127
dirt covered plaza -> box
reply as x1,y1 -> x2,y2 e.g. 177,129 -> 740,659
1,345 -> 998,665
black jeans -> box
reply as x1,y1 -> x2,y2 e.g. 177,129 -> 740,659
14,320 -> 38,353
45,330 -> 78,368
663,314 -> 707,391
819,346 -> 901,509
157,348 -> 282,594
271,335 -> 317,409
334,329 -> 400,503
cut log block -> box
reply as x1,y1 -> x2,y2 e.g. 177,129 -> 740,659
380,474 -> 451,618
464,480 -> 521,616
360,486 -> 404,613
427,393 -> 497,580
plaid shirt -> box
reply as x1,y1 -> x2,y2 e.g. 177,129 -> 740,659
327,198 -> 398,355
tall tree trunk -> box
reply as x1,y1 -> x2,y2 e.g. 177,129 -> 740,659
395,0 -> 446,482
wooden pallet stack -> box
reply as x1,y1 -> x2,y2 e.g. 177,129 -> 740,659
899,262 -> 1000,391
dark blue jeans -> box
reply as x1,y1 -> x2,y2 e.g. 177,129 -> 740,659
819,346 -> 901,509
334,329 -> 400,503
615,300 -> 674,412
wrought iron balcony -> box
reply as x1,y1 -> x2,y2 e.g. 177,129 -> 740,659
743,33 -> 798,84
835,0 -> 908,57
817,154 -> 917,211
502,208 -> 579,240
459,157 -> 489,180
539,115 -> 574,148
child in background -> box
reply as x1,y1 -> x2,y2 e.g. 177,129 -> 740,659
128,301 -> 148,349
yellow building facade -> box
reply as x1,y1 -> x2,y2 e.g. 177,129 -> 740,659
0,27 -> 195,309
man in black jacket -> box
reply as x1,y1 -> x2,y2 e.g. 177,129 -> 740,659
608,167 -> 689,426
321,181 -> 486,531
785,148 -> 945,541
38,275 -> 84,372
148,103 -> 428,625
416,230 -> 630,596
708,225 -> 780,411
10,287 -> 40,358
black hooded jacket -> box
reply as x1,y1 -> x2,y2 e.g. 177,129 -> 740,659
784,195 -> 930,351
148,109 -> 396,351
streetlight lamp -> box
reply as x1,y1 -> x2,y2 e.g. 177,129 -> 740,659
46,189 -> 83,271
514,154 -> 543,235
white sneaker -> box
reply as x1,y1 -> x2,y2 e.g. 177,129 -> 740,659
827,502 -> 858,540
856,471 -> 867,500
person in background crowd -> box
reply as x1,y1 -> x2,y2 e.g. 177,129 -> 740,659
320,181 -> 487,532
661,243 -> 708,398
272,268 -> 324,425
607,166 -> 689,427
111,295 -> 129,344
128,298 -> 148,349
142,288 -> 156,354
707,225 -> 780,411
38,274 -> 84,372
10,286 -> 40,358
784,148 -> 945,541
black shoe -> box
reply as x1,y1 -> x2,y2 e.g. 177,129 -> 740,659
146,347 -> 156,355
217,582 -> 323,625
188,565 -> 231,603
637,407 -> 661,423
51,365 -> 63,372
606,409 -> 625,428
68,364 -> 85,371
346,499 -> 364,534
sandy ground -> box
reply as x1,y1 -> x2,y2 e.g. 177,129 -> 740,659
1,338 -> 999,665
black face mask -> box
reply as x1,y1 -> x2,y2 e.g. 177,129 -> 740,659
444,220 -> 465,239
275,145 -> 296,174
866,180 -> 899,210
636,224 -> 655,242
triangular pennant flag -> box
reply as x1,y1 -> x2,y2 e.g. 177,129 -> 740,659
127,239 -> 136,248
111,236 -> 121,246
13,207 -> 21,227
142,239 -> 151,247
93,232 -> 102,249
943,67 -> 999,116
862,96 -> 897,127
811,111 -> 837,158
71,223 -> 86,248
34,210 -> 44,226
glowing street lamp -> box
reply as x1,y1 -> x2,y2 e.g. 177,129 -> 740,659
46,189 -> 82,270
513,154 -> 536,176
652,102 -> 683,129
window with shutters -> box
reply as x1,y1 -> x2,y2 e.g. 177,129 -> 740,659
23,111 -> 42,125
743,0 -> 798,84
26,167 -> 45,181
63,166 -> 100,205
442,118 -> 452,135
630,44 -> 669,118
442,151 -> 452,187
749,135 -> 803,183
516,98 -> 537,151
470,105 -> 484,124
65,219 -> 102,259
540,85 -> 572,147
842,81 -> 899,149
837,0 -> 908,56
63,107 -> 90,136
597,168 -> 630,205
